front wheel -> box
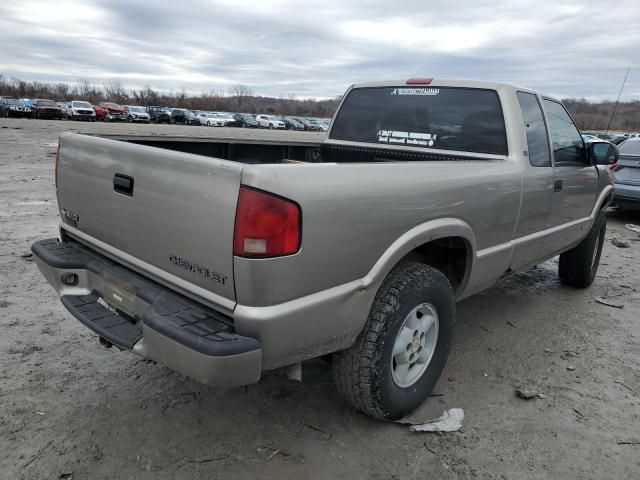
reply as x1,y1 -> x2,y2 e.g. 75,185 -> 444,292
269,123 -> 274,129
333,262 -> 455,420
558,210 -> 606,288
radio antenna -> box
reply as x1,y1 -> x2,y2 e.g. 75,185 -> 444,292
605,66 -> 630,135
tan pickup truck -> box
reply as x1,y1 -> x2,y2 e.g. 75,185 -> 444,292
33,78 -> 617,419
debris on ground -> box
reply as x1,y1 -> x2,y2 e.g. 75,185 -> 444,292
595,297 -> 624,309
566,365 -> 576,371
614,380 -> 639,397
624,224 -> 640,234
506,320 -> 517,328
561,350 -> 579,360
572,408 -> 586,420
515,387 -> 546,400
402,408 -> 464,433
611,238 -> 630,248
617,440 -> 640,445
20,252 -> 34,259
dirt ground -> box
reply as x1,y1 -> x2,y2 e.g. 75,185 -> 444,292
1,117 -> 639,480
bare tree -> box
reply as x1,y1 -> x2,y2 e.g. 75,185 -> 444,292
229,84 -> 253,107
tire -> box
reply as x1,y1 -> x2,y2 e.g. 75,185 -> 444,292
558,210 -> 606,288
269,123 -> 274,129
170,118 -> 175,124
333,262 -> 455,420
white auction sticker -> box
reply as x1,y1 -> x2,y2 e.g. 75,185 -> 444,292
377,130 -> 437,146
391,88 -> 440,96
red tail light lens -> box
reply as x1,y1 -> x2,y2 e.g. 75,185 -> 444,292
233,186 -> 301,257
54,144 -> 60,188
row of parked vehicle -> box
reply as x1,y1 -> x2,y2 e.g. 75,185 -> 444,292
582,131 -> 640,145
0,96 -> 331,131
147,107 -> 330,131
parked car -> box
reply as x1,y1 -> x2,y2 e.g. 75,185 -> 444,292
56,102 -> 69,120
30,99 -> 63,119
280,116 -> 305,130
68,101 -> 97,121
92,104 -> 108,121
291,116 -> 318,131
170,108 -> 199,125
255,114 -> 285,129
124,105 -> 151,123
306,118 -> 326,131
611,138 -> 640,209
98,102 -> 128,122
233,113 -> 259,128
211,112 -> 239,127
0,97 -> 31,118
196,112 -> 226,127
147,106 -> 172,124
33,78 -> 616,420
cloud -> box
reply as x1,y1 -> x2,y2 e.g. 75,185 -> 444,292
0,0 -> 638,100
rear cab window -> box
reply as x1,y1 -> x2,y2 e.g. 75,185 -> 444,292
329,86 -> 508,157
516,92 -> 551,167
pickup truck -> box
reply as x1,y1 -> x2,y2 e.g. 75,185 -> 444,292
32,79 -> 618,420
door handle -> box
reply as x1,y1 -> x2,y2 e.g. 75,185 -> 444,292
113,173 -> 134,196
553,180 -> 563,192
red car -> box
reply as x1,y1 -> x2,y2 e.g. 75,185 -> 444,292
97,102 -> 128,122
56,102 -> 69,120
93,104 -> 108,121
31,99 -> 63,120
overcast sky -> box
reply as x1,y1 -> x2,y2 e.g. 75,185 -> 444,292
1,0 -> 638,100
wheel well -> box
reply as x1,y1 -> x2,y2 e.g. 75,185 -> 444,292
600,192 -> 613,210
401,237 -> 470,292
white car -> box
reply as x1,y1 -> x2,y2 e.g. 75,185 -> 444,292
68,100 -> 96,121
125,105 -> 151,123
212,112 -> 237,126
197,113 -> 226,127
255,114 -> 285,129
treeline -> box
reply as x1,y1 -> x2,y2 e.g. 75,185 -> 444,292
0,75 -> 340,118
562,98 -> 640,132
2,74 -> 640,129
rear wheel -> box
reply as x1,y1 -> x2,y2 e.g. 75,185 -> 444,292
333,262 -> 455,420
558,210 -> 606,288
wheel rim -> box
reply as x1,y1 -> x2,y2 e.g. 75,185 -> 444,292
391,303 -> 439,388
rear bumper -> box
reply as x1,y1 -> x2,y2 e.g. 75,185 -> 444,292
32,238 -> 262,387
613,182 -> 640,207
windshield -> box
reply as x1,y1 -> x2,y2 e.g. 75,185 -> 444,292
330,86 -> 508,156
619,140 -> 640,156
128,106 -> 146,113
38,100 -> 56,107
72,101 -> 92,108
6,99 -> 21,106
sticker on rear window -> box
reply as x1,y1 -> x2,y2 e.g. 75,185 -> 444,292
378,130 -> 436,146
391,88 -> 440,96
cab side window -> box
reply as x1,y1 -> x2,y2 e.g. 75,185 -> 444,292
517,92 -> 551,167
542,99 -> 586,165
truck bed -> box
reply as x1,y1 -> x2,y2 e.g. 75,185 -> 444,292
86,134 -> 323,164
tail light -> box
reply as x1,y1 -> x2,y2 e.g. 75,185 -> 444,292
54,144 -> 60,188
406,77 -> 433,85
233,186 -> 301,257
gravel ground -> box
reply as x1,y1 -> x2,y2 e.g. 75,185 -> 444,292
1,118 -> 639,480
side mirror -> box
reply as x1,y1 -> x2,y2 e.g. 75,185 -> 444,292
589,141 -> 619,166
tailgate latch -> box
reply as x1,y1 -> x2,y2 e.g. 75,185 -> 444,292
113,173 -> 134,196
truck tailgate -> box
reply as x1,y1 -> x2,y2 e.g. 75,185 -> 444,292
56,132 -> 242,306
